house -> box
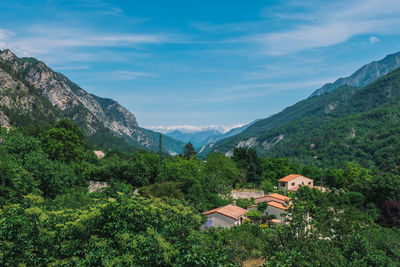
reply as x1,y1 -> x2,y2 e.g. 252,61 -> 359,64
204,204 -> 248,228
93,150 -> 105,159
247,193 -> 291,224
278,174 -> 313,192
265,201 -> 289,223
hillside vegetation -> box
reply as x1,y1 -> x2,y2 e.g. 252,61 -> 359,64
206,66 -> 400,174
1,121 -> 399,265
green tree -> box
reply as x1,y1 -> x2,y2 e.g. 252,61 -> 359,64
203,152 -> 242,187
232,148 -> 262,185
39,127 -> 84,163
247,210 -> 263,221
183,142 -> 196,159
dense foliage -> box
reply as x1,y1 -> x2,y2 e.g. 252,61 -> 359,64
1,122 -> 399,266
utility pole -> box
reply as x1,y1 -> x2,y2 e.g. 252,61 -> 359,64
159,133 -> 163,179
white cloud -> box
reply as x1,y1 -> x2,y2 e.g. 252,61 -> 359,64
54,65 -> 90,70
144,124 -> 247,134
369,36 -> 380,43
252,0 -> 400,55
0,25 -> 184,61
87,70 -> 155,81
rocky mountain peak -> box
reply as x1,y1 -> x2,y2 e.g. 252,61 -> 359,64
0,49 -> 16,61
310,52 -> 400,97
0,48 -> 184,154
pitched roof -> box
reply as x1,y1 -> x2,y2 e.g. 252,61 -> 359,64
278,174 -> 312,182
204,204 -> 248,219
266,193 -> 291,202
270,219 -> 282,224
267,201 -> 288,210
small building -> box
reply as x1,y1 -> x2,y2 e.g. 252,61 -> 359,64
247,193 -> 291,224
94,150 -> 105,159
204,204 -> 248,228
278,174 -> 313,192
265,201 -> 289,223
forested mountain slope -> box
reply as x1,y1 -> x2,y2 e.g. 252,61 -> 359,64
0,49 -> 184,153
206,67 -> 400,172
203,52 -> 400,158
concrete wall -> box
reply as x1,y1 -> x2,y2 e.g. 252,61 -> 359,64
88,180 -> 109,193
278,181 -> 289,191
266,206 -> 287,222
231,189 -> 264,199
205,213 -> 236,228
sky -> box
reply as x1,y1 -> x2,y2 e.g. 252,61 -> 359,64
1,0 -> 400,133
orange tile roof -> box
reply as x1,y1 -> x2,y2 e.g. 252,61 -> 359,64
278,174 -> 312,182
267,201 -> 288,210
204,204 -> 248,219
266,193 -> 291,201
270,219 -> 282,224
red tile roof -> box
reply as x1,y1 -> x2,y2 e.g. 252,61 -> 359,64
204,204 -> 248,219
266,193 -> 291,202
254,193 -> 291,204
268,201 -> 289,210
270,219 -> 282,224
278,174 -> 312,182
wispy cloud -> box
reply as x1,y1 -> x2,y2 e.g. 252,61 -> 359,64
99,70 -> 155,80
369,36 -> 380,43
0,25 -> 185,61
253,0 -> 400,55
54,65 -> 90,71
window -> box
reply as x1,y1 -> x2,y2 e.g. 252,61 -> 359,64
308,182 -> 312,185
302,182 -> 304,185
280,182 -> 285,187
291,182 -> 295,186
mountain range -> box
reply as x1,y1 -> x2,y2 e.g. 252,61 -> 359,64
165,129 -> 223,149
0,49 -> 184,154
165,120 -> 261,150
201,51 -> 400,172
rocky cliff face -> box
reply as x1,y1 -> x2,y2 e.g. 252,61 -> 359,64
0,49 -> 183,153
310,52 -> 400,97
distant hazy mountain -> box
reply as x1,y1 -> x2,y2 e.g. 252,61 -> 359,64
198,119 -> 261,156
223,119 -> 261,138
0,49 -> 184,154
310,51 -> 400,97
165,129 -> 223,149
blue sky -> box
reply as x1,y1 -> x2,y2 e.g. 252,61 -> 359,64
1,0 -> 400,133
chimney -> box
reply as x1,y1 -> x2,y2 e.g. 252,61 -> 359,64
232,201 -> 236,206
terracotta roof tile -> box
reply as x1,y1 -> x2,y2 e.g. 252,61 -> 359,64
278,174 -> 302,182
204,204 -> 248,219
267,201 -> 289,210
278,174 -> 312,182
266,193 -> 291,201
